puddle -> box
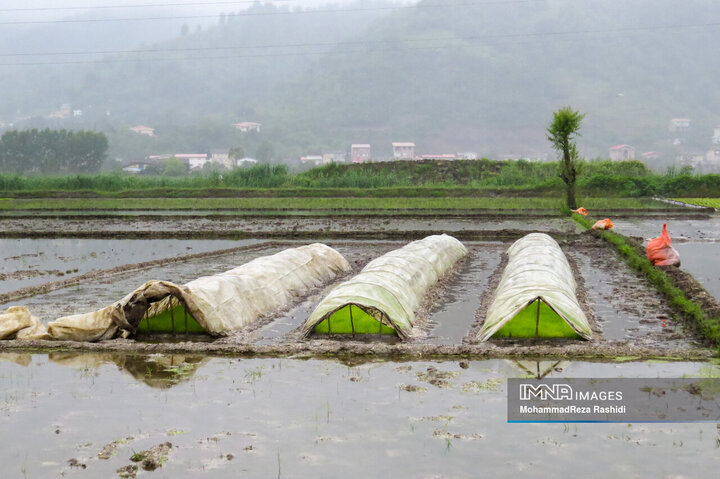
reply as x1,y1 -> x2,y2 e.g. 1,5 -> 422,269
0,353 -> 717,478
0,239 -> 253,295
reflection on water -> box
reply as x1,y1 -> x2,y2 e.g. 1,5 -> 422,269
0,353 -> 718,478
2,352 -> 209,390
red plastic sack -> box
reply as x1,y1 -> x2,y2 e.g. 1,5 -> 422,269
591,218 -> 613,230
572,207 -> 588,216
646,223 -> 681,266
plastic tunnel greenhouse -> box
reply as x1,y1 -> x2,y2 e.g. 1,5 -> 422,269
477,233 -> 592,341
0,243 -> 351,342
301,234 -> 467,339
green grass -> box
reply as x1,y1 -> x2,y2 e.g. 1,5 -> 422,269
673,198 -> 720,209
572,213 -> 720,348
0,196 -> 667,211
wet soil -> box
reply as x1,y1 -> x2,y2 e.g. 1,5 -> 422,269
0,238 -> 253,295
0,217 -> 582,241
0,241 -> 268,305
1,354 -> 718,478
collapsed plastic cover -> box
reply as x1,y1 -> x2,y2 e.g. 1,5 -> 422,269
301,234 -> 467,339
646,223 -> 681,267
477,233 -> 592,341
2,243 -> 351,342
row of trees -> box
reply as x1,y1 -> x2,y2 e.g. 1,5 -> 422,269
0,129 -> 108,174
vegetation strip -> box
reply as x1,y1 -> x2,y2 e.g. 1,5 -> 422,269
0,339 -> 713,361
0,196 -> 669,211
572,213 -> 720,349
0,241 -> 278,305
1,160 -> 719,198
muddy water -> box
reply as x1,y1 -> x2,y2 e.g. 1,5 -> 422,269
427,244 -> 504,344
0,216 -> 583,236
612,216 -> 720,301
0,353 -> 717,478
0,238 -> 253,295
569,249 -> 686,345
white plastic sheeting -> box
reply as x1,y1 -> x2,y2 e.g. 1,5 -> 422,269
2,243 -> 351,342
477,233 -> 592,341
302,234 -> 467,339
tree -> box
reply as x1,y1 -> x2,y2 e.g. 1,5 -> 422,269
547,106 -> 585,209
163,157 -> 187,176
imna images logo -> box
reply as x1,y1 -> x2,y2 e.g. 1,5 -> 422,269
519,383 -> 573,401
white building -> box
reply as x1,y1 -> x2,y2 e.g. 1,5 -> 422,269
609,144 -> 636,161
231,122 -> 261,132
392,142 -> 415,160
350,144 -> 371,163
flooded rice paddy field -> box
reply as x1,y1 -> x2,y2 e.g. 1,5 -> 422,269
0,353 -> 718,478
1,213 -> 719,477
1,237 -> 700,352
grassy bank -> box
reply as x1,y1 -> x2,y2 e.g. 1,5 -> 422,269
572,213 -> 720,348
0,197 -> 669,211
3,160 -> 719,198
673,198 -> 720,209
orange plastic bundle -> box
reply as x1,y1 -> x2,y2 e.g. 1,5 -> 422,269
591,218 -> 613,230
646,223 -> 681,266
572,207 -> 588,216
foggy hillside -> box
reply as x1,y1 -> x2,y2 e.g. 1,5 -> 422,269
1,0 -> 719,165
267,0 -> 720,160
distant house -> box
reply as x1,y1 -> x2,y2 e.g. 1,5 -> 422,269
147,154 -> 172,162
122,162 -> 152,174
704,148 -> 720,172
130,125 -> 155,137
669,118 -> 691,133
175,153 -> 209,170
392,142 -> 415,160
456,152 -> 478,160
48,104 -> 72,120
609,144 -> 636,161
231,122 -> 261,133
641,151 -> 661,162
676,151 -> 705,170
419,154 -> 456,161
210,150 -> 233,169
713,126 -> 720,145
350,144 -> 371,163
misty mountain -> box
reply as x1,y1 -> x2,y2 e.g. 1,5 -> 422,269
265,0 -> 720,159
2,0 -> 720,164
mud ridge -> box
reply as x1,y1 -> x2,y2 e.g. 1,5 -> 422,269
0,229 -> 583,242
0,338 -> 713,361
